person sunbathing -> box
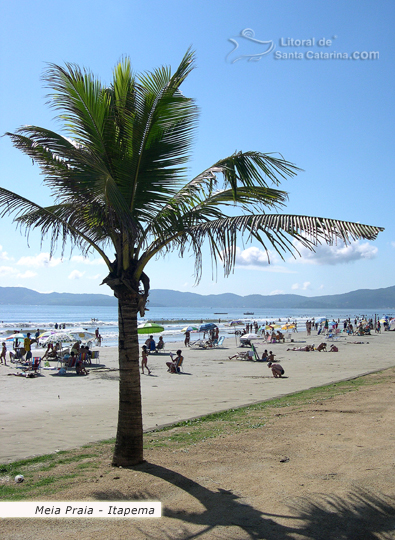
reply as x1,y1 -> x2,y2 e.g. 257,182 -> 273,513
228,349 -> 254,361
287,345 -> 314,351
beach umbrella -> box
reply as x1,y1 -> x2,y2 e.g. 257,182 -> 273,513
198,323 -> 217,332
181,326 -> 198,333
5,333 -> 25,341
315,317 -> 327,323
229,320 -> 243,326
281,323 -> 295,330
41,331 -> 74,344
137,322 -> 164,334
69,328 -> 96,340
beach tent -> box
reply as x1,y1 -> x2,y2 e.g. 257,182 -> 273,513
390,319 -> 395,331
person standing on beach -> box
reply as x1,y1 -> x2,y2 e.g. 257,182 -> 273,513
184,330 -> 190,347
35,329 -> 40,348
1,342 -> 6,365
141,345 -> 151,375
24,333 -> 36,361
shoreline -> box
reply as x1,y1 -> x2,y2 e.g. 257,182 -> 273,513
1,330 -> 394,463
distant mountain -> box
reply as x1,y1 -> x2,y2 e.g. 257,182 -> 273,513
148,287 -> 395,309
1,285 -> 395,309
0,287 -> 117,306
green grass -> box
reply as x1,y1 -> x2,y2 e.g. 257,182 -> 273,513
0,367 -> 392,501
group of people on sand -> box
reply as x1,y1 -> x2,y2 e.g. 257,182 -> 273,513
144,335 -> 165,353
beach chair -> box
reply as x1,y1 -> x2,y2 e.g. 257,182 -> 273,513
251,344 -> 260,362
214,336 -> 225,348
190,339 -> 208,349
61,354 -> 77,371
175,355 -> 184,373
17,357 -> 41,375
91,350 -> 100,364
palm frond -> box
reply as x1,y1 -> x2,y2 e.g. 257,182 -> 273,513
0,187 -> 112,267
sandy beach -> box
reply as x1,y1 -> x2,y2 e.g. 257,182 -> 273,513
1,329 -> 394,464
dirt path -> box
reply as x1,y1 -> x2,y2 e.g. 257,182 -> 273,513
3,368 -> 395,539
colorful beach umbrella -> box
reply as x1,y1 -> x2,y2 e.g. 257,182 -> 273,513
230,320 -> 243,326
5,333 -> 25,341
137,322 -> 164,334
181,326 -> 198,333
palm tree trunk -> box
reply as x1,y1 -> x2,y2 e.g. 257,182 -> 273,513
112,287 -> 144,466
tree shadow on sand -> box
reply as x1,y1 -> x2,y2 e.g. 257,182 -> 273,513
92,463 -> 395,539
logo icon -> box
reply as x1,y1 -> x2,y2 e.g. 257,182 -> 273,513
227,28 -> 275,63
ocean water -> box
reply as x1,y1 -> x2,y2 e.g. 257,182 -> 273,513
0,304 -> 393,348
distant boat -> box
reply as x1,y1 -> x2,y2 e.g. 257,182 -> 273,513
214,312 -> 228,314
244,312 -> 254,315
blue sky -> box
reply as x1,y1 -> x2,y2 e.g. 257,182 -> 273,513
0,0 -> 394,298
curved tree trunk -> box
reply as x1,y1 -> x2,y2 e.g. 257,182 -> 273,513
112,287 -> 144,466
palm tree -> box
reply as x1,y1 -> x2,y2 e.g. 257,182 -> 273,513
0,50 -> 383,466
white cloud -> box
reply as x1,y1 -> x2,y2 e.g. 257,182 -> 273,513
17,270 -> 37,279
17,253 -> 62,268
319,284 -> 324,289
391,242 -> 395,248
68,270 -> 85,280
233,247 -> 296,273
291,281 -> 311,291
0,245 -> 13,262
290,240 -> 378,266
269,289 -> 285,295
87,274 -> 102,280
235,246 -> 277,266
0,266 -> 18,277
71,256 -> 105,266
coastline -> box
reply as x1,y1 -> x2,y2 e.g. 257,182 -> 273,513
1,329 -> 394,463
